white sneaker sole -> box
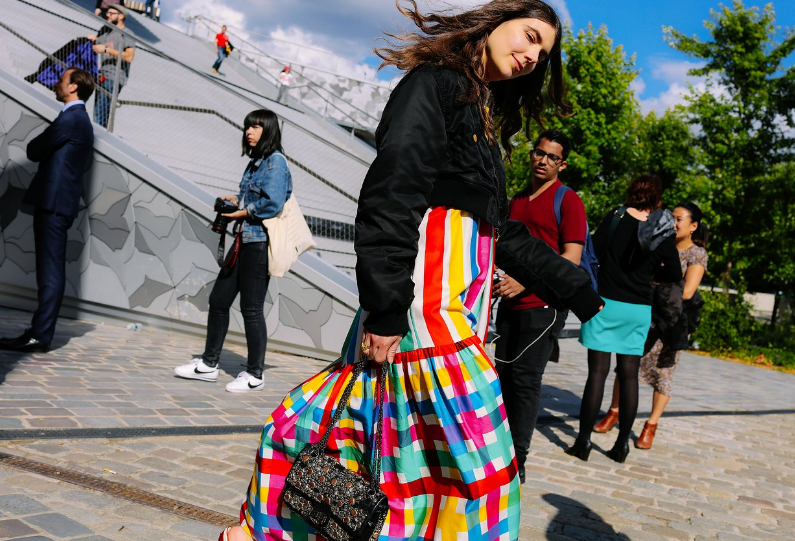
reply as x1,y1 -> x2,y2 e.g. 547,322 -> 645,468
225,384 -> 264,393
174,370 -> 218,382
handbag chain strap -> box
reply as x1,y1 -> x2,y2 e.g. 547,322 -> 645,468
315,360 -> 387,490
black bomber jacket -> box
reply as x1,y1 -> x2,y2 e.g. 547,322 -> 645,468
355,64 -> 603,336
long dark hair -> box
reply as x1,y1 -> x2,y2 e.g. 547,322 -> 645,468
376,0 -> 570,158
625,174 -> 663,211
676,201 -> 709,248
242,109 -> 282,159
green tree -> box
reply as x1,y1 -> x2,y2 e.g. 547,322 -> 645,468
664,1 -> 795,293
505,25 -> 642,223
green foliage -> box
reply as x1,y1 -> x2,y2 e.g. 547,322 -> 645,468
663,1 -> 795,293
691,290 -> 760,352
500,2 -> 795,360
691,290 -> 795,369
504,25 -> 643,223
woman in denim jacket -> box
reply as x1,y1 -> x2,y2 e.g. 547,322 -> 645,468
174,109 -> 292,392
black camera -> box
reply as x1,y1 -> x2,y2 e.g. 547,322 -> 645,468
212,197 -> 238,233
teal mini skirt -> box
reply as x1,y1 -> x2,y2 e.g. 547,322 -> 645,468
579,297 -> 652,355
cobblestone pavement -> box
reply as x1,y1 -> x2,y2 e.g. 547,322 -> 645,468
1,306 -> 794,540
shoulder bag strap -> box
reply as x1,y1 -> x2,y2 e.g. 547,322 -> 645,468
599,206 -> 626,262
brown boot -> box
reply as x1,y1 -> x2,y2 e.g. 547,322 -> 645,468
593,409 -> 619,433
635,421 -> 657,449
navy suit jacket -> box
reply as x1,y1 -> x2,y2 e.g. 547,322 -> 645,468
23,103 -> 94,219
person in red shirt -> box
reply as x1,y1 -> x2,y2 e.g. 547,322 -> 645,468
493,129 -> 587,483
212,25 -> 229,74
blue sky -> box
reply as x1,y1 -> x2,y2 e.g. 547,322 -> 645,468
165,1 -> 795,113
563,0 -> 795,111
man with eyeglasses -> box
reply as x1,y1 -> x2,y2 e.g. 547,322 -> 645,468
493,129 -> 587,483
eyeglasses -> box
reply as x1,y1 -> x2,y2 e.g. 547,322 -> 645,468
531,148 -> 564,165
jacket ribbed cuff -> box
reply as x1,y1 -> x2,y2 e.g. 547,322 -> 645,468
363,310 -> 410,337
565,286 -> 604,323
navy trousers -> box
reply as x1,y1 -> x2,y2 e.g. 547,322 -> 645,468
30,208 -> 73,343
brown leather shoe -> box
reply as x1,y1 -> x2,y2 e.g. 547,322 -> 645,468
635,421 -> 657,449
593,409 -> 619,433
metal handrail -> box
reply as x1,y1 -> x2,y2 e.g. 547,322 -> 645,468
188,16 -> 381,130
20,0 -> 374,170
186,15 -> 389,90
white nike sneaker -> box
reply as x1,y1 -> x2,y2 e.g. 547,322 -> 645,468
225,371 -> 264,393
174,357 -> 219,382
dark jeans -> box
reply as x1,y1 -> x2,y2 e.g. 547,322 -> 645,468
31,209 -> 73,343
212,46 -> 225,70
202,241 -> 270,378
495,305 -> 567,468
94,77 -> 122,128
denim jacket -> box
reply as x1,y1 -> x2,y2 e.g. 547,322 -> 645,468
238,151 -> 292,243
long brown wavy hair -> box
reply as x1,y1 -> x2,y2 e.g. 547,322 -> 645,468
376,0 -> 571,158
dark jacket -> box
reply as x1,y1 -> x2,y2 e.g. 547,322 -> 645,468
23,103 -> 94,219
645,283 -> 705,366
355,64 -> 603,336
593,207 -> 682,306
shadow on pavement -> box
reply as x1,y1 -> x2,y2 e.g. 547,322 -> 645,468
0,320 -> 96,385
543,493 -> 632,540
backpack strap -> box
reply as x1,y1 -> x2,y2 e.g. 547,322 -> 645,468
553,184 -> 571,226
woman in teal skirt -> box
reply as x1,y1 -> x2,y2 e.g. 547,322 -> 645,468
565,174 -> 681,464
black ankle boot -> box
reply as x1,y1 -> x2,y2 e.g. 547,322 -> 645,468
564,439 -> 592,461
606,439 -> 630,463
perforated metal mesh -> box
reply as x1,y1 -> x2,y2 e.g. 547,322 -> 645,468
0,0 -> 370,270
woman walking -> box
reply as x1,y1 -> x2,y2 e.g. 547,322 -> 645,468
594,202 -> 708,449
565,174 -> 682,464
173,109 -> 291,393
220,2 -> 603,540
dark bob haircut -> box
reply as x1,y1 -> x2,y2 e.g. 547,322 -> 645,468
625,174 -> 663,211
242,109 -> 282,159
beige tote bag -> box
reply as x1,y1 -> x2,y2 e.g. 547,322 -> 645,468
262,195 -> 316,277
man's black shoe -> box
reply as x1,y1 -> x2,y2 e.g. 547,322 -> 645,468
0,336 -> 50,353
0,331 -> 30,346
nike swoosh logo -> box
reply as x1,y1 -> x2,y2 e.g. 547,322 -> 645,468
194,366 -> 214,374
248,380 -> 261,388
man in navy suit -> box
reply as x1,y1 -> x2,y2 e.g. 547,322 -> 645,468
0,68 -> 95,353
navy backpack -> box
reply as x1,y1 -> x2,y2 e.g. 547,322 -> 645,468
553,185 -> 599,292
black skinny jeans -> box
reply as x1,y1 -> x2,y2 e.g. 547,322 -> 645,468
202,241 -> 270,378
495,306 -> 566,469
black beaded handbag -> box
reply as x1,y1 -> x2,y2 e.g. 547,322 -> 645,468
283,360 -> 389,541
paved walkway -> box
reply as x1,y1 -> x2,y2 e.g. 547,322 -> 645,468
1,306 -> 794,541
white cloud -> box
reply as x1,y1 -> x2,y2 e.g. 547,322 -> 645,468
630,76 -> 646,96
547,0 -> 573,27
651,60 -> 704,84
164,0 -> 573,66
637,59 -> 707,114
171,0 -> 247,32
265,26 -> 386,84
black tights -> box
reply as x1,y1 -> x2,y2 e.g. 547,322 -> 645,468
576,350 -> 640,445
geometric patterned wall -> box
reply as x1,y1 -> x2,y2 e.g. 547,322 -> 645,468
0,90 -> 356,360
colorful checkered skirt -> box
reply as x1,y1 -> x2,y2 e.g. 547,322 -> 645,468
239,207 -> 521,540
